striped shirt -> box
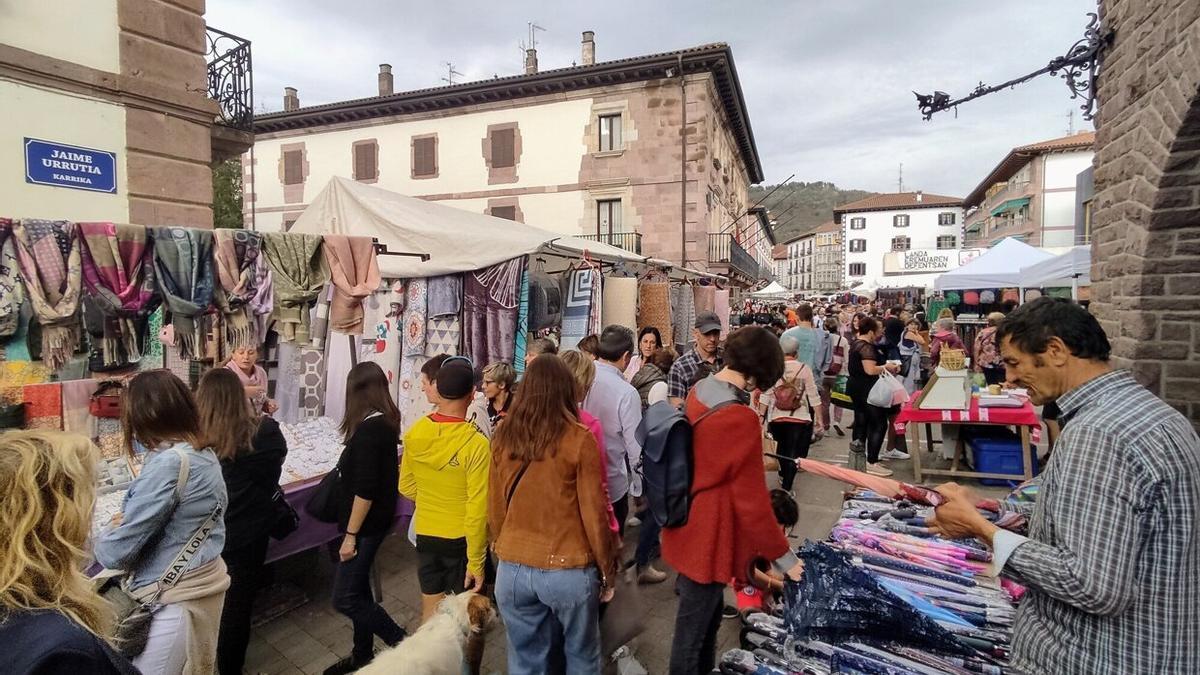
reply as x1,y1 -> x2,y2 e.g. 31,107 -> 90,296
995,370 -> 1200,674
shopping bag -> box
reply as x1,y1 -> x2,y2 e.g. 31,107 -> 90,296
867,372 -> 908,408
762,433 -> 780,472
830,374 -> 851,406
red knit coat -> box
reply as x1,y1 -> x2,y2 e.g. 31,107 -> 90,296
661,392 -> 791,586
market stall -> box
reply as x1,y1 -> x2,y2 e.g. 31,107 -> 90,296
1018,244 -> 1091,301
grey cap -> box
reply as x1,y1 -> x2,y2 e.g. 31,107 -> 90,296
695,311 -> 722,334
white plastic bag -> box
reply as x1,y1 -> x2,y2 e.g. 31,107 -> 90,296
868,372 -> 908,407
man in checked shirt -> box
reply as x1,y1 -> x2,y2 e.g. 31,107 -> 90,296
930,298 -> 1200,674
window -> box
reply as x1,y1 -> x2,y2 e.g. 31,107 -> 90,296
849,217 -> 866,230
491,128 -> 515,168
599,114 -> 622,151
893,214 -> 910,228
491,206 -> 517,221
597,199 -> 623,235
283,150 -> 303,185
891,236 -> 911,251
849,262 -> 866,276
849,239 -> 866,253
412,135 -> 437,178
937,235 -> 957,249
353,141 -> 377,182
938,212 -> 956,225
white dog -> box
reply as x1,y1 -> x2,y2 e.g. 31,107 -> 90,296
358,592 -> 496,675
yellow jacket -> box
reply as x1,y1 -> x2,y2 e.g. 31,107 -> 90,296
400,415 -> 490,575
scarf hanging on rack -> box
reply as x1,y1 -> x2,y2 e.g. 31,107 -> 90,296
561,265 -> 596,351
249,253 -> 274,340
601,276 -> 637,333
151,227 -> 214,359
213,229 -> 267,348
403,278 -> 427,356
0,220 -> 24,337
78,222 -> 157,367
694,283 -> 716,315
427,274 -> 462,317
527,266 -> 562,332
463,257 -> 524,367
323,235 -> 381,335
713,287 -> 731,337
262,232 -> 329,345
637,279 -> 673,346
514,269 -> 530,376
671,283 -> 696,353
588,270 -> 603,337
12,219 -> 83,371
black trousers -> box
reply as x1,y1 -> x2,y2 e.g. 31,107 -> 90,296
851,393 -> 889,464
217,537 -> 270,675
767,421 -> 813,491
331,533 -> 407,660
668,574 -> 726,674
612,495 -> 629,539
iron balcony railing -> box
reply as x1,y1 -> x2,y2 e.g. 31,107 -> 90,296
206,27 -> 254,131
577,232 -> 642,255
707,233 -> 759,279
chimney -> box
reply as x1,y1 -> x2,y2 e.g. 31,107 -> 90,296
283,87 -> 299,111
524,48 -> 538,75
915,190 -> 923,203
581,31 -> 595,65
378,64 -> 393,96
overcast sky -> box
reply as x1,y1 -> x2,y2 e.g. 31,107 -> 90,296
208,0 -> 1099,196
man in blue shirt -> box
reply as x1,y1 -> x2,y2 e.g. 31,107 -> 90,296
582,325 -> 643,538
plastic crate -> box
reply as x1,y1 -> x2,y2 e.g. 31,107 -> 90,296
967,433 -> 1038,486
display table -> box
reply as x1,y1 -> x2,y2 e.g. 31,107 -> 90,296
896,394 -> 1040,483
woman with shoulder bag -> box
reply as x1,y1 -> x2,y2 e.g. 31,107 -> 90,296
324,362 -> 408,675
0,430 -> 138,674
490,355 -> 619,675
847,318 -> 901,478
94,371 -> 230,675
761,334 -> 824,494
196,367 -> 290,675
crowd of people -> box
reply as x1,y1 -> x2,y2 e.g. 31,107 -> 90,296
0,296 -> 1197,674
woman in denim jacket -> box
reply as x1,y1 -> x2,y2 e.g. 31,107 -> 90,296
94,371 -> 230,675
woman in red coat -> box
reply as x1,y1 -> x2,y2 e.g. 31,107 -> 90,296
661,326 -> 805,675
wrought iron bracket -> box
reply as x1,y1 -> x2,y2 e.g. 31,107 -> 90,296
915,13 -> 1113,122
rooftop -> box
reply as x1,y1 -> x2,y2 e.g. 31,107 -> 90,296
815,220 -> 840,233
832,191 -> 962,221
253,42 -> 764,183
963,131 -> 1095,207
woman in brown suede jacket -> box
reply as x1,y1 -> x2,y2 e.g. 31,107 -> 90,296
489,354 -> 618,675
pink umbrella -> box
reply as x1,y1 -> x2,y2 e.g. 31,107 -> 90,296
765,455 -> 948,506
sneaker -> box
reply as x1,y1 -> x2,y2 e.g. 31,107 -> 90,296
323,653 -> 374,675
627,515 -> 642,528
834,424 -> 846,437
722,604 -> 739,620
637,565 -> 669,584
882,449 -> 911,460
865,463 -> 894,477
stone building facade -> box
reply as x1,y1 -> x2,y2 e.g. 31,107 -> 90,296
1089,0 -> 1200,429
0,0 -> 227,228
247,38 -> 767,281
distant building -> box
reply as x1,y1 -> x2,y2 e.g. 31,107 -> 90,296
772,243 -> 788,283
962,131 -> 1095,248
813,220 -> 843,292
833,191 -> 965,290
247,35 -> 772,284
777,232 -> 815,293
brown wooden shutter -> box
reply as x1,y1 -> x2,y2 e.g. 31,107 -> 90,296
490,206 -> 517,221
413,137 -> 436,176
354,143 -> 377,181
283,150 -> 303,185
492,129 -> 515,168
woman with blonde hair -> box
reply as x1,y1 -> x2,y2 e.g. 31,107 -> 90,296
0,430 -> 136,673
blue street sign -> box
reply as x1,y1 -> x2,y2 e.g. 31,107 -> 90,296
24,138 -> 118,194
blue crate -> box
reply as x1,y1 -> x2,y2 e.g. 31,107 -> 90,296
967,434 -> 1038,486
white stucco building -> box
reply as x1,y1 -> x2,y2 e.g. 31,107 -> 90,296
833,191 -> 965,290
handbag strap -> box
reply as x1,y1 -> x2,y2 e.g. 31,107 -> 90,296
138,449 -> 223,603
505,460 -> 532,508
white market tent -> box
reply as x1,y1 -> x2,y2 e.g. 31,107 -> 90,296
934,237 -> 1054,291
750,281 -> 791,298
1020,245 -> 1091,288
290,177 -> 649,278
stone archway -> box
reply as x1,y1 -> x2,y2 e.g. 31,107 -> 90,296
1089,0 -> 1200,429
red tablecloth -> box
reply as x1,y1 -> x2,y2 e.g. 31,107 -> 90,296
895,393 -> 1039,429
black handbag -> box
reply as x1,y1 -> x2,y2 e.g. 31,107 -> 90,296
305,465 -> 343,524
269,486 -> 300,540
0,402 -> 25,429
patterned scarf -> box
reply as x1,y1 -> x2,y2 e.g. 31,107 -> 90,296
78,222 -> 157,366
11,219 -> 83,371
323,235 -> 381,334
152,227 -> 215,359
262,232 -> 330,344
214,229 -> 267,347
0,220 -> 23,337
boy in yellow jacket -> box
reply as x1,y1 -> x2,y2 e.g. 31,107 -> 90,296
400,356 -> 490,623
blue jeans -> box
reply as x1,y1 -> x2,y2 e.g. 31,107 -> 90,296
634,511 -> 662,568
496,561 -> 602,675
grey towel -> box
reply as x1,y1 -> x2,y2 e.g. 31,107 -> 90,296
427,274 -> 462,317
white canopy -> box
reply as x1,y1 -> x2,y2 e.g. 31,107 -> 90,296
750,281 -> 791,298
290,177 -> 646,277
934,237 -> 1054,291
1019,245 -> 1091,288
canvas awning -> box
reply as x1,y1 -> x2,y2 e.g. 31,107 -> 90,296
750,281 -> 791,298
1020,245 -> 1091,288
934,237 -> 1054,291
990,197 -> 1030,217
289,177 -> 648,277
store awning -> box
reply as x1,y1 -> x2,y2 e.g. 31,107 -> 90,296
990,197 -> 1030,217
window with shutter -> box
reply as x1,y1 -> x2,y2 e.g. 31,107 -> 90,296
283,150 -> 303,185
893,214 -> 910,227
492,129 -> 515,168
891,236 -> 911,251
937,235 -> 957,249
353,142 -> 377,181
413,135 -> 437,178
491,206 -> 517,221
849,263 -> 866,276
599,114 -> 622,151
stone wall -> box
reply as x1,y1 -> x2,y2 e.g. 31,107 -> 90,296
1090,0 -> 1200,428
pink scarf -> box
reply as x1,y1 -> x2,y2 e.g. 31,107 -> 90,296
225,360 -> 268,413
323,235 -> 381,334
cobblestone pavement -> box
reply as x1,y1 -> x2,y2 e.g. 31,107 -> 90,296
245,423 -> 1017,674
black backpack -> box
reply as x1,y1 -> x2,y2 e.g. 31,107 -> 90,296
635,399 -> 736,528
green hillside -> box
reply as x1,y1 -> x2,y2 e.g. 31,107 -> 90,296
751,181 -> 876,243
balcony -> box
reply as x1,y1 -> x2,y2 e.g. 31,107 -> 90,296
707,233 -> 760,281
576,232 -> 642,255
206,27 -> 255,162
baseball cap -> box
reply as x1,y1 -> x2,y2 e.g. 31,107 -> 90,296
695,311 -> 722,334
436,359 -> 475,400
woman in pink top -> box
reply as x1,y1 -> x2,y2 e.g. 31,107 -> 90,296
561,350 -> 621,536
